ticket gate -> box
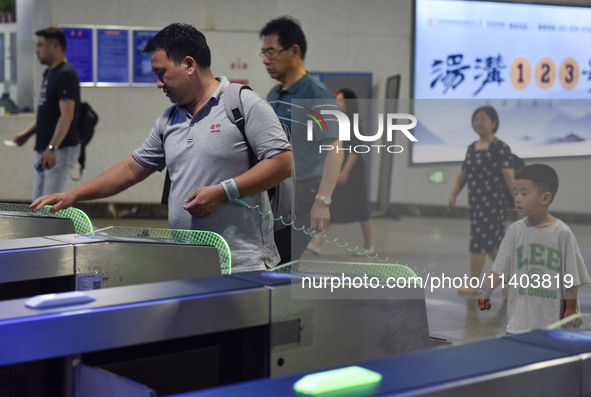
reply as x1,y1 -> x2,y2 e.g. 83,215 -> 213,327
0,203 -> 94,238
0,210 -> 75,239
168,328 -> 591,397
0,226 -> 226,300
0,262 -> 431,397
234,261 -> 430,378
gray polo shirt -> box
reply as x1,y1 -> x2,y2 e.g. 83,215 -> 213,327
133,77 -> 291,271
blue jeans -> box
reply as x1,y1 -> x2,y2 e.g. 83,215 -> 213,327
33,144 -> 80,200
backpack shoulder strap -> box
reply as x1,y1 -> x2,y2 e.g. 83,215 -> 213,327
158,105 -> 177,138
224,83 -> 257,164
224,83 -> 252,139
159,105 -> 178,206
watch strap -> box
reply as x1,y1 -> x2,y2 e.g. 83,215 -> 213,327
315,194 -> 332,205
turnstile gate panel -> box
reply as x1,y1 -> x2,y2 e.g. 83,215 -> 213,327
0,203 -> 93,235
0,210 -> 75,240
231,261 -> 431,378
0,231 -> 222,299
0,261 -> 432,396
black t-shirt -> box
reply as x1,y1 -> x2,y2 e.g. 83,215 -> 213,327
35,61 -> 80,151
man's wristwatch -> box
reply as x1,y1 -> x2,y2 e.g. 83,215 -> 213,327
47,144 -> 57,152
315,194 -> 332,205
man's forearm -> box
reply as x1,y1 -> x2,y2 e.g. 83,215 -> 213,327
50,114 -> 74,148
51,99 -> 76,148
233,151 -> 292,197
70,156 -> 154,201
316,139 -> 344,197
23,120 -> 37,138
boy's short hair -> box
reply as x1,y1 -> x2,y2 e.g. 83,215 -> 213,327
515,164 -> 559,202
259,16 -> 307,59
35,27 -> 67,51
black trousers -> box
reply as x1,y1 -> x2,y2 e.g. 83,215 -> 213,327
274,178 -> 319,264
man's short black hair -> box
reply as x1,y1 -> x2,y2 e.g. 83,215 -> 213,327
35,27 -> 67,51
515,164 -> 559,202
259,16 -> 307,59
143,23 -> 211,68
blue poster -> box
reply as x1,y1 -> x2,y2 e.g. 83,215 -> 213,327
97,28 -> 129,84
62,27 -> 93,83
132,30 -> 158,84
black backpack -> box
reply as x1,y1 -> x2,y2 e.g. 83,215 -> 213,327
71,102 -> 99,180
223,84 -> 294,230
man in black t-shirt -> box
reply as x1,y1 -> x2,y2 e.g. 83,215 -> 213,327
13,27 -> 80,199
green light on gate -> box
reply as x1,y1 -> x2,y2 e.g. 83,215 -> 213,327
293,366 -> 382,395
430,171 -> 444,184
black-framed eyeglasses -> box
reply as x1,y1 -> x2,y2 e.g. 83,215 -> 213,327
258,46 -> 290,60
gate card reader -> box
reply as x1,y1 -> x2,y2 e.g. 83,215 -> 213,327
25,291 -> 96,309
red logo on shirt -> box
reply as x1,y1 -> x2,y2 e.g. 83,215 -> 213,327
210,124 -> 221,133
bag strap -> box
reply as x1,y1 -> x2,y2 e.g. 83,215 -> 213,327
224,83 -> 256,161
224,82 -> 292,151
159,106 -> 177,205
223,83 -> 251,133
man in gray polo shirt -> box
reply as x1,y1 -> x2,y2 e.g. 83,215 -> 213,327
31,23 -> 292,272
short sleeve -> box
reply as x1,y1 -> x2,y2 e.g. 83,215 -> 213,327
563,227 -> 591,287
132,112 -> 169,171
241,90 -> 292,161
56,70 -> 79,101
461,143 -> 473,171
491,222 -> 516,277
493,140 -> 514,169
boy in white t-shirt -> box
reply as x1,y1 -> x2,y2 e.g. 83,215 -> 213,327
478,164 -> 590,333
